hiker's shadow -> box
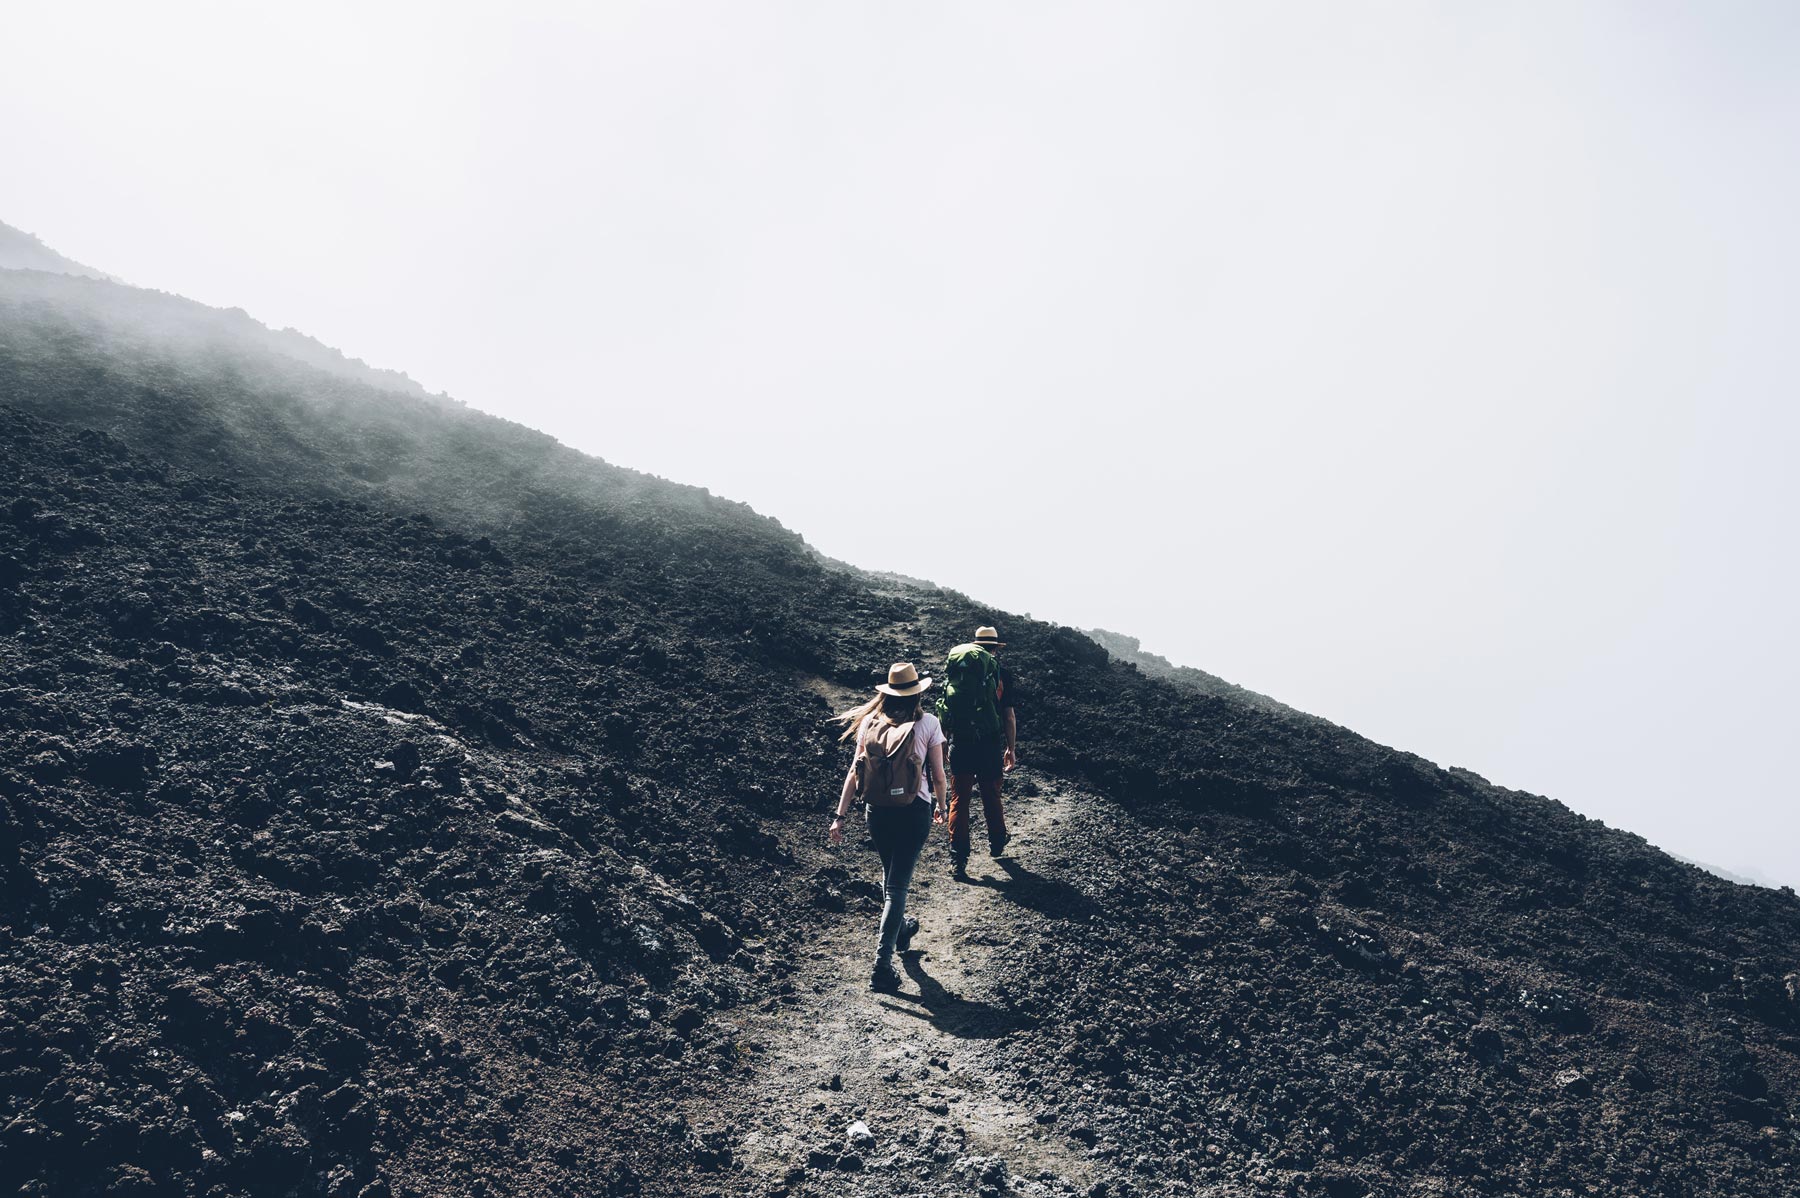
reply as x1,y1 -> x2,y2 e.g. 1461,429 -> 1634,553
964,858 -> 1103,923
879,955 -> 1029,1040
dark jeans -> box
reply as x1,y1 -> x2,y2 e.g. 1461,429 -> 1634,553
867,797 -> 932,964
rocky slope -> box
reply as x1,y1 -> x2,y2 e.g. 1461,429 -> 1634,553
0,258 -> 439,408
1084,628 -> 1291,716
0,221 -> 114,281
3,245 -> 1799,1198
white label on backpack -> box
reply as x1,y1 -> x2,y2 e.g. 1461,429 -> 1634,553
889,787 -> 906,796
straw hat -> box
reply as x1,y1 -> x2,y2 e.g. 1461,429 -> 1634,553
973,626 -> 1007,648
876,661 -> 933,696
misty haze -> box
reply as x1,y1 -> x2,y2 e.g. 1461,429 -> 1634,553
2,4 -> 1797,1198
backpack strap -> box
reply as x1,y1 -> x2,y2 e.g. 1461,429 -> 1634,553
856,712 -> 886,755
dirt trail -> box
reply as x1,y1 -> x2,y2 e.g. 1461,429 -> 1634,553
697,778 -> 1102,1197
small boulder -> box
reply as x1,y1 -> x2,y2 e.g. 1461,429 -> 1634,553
846,1120 -> 876,1151
955,1156 -> 1010,1186
388,741 -> 422,780
379,680 -> 424,711
1553,1068 -> 1592,1097
431,757 -> 465,792
1314,908 -> 1394,971
25,750 -> 68,781
1469,1025 -> 1504,1064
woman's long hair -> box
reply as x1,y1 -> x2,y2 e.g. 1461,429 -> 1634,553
833,690 -> 924,742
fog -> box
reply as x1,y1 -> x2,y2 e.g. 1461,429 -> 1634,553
4,2 -> 1796,885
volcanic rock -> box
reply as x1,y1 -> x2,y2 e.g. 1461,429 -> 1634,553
3,246 -> 1799,1198
1553,1068 -> 1593,1097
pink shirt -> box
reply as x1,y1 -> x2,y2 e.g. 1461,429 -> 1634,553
857,711 -> 946,801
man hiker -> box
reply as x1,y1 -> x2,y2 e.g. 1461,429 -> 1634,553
937,625 -> 1019,877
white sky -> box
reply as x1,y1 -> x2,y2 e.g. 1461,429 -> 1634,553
5,2 -> 1796,885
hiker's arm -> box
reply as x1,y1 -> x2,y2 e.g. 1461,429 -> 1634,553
927,741 -> 948,822
836,762 -> 858,815
1003,707 -> 1018,769
829,761 -> 857,845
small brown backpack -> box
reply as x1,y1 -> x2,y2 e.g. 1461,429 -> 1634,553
855,715 -> 921,807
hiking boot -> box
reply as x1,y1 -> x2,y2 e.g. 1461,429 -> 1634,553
988,831 -> 1012,858
896,915 -> 921,954
870,959 -> 903,993
950,850 -> 969,880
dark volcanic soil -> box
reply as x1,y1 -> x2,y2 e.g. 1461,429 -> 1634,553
0,410 -> 846,1197
4,265 -> 1800,1198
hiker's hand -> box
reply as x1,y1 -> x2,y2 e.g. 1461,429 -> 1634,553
1003,747 -> 1017,772
932,801 -> 944,825
827,817 -> 845,846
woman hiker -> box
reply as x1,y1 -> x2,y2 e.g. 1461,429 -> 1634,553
828,662 -> 949,993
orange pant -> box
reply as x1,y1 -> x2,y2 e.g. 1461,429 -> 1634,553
947,772 -> 1006,854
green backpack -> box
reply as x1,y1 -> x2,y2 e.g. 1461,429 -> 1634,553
935,643 -> 1003,742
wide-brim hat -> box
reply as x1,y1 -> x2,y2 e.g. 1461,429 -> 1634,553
876,661 -> 933,696
973,625 -> 1007,648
